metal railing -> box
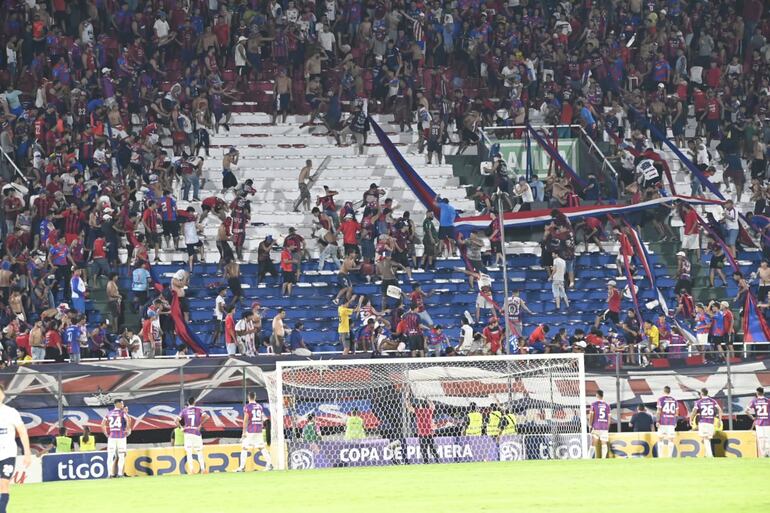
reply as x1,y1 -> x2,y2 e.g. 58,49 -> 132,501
3,350 -> 768,434
0,146 -> 30,187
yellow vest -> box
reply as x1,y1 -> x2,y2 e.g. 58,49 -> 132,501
486,410 -> 503,436
465,411 -> 483,436
501,413 -> 518,435
79,435 -> 96,451
714,416 -> 723,431
345,416 -> 365,440
173,427 -> 185,446
56,436 -> 72,453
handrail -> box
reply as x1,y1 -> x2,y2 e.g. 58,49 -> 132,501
481,124 -> 582,130
575,125 -> 619,179
0,146 -> 30,187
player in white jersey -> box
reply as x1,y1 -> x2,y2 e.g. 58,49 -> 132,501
0,384 -> 31,513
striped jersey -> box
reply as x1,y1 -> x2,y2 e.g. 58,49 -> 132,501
180,406 -> 204,435
656,395 -> 678,426
106,408 -> 129,439
243,403 -> 266,434
749,397 -> 769,426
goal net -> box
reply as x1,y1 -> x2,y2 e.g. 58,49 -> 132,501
265,355 -> 587,470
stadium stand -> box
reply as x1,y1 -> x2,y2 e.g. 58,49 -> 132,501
0,0 -> 769,368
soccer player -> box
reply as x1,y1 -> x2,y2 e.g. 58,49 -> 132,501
588,390 -> 611,458
101,398 -> 132,478
177,397 -> 210,474
656,386 -> 678,458
690,388 -> 722,458
747,387 -> 770,457
237,392 -> 273,472
0,384 -> 31,513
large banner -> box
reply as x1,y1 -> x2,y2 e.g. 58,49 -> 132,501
583,360 -> 770,422
607,431 -> 758,458
41,451 -> 109,482
496,139 -> 577,176
0,357 -> 272,436
287,434 -> 585,469
125,443 -> 270,477
3,358 -> 769,435
19,402 -> 269,438
40,444 -> 272,482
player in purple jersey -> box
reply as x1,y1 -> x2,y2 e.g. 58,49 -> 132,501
689,388 -> 723,458
655,386 -> 678,458
588,390 -> 611,459
747,387 -> 770,457
176,396 -> 210,474
101,398 -> 132,478
237,391 -> 273,472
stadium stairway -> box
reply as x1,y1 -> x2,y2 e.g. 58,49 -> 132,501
164,112 -> 476,259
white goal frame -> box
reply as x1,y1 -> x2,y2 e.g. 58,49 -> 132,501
270,353 -> 588,470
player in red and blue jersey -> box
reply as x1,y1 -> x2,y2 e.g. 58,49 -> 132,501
690,388 -> 722,457
101,398 -> 132,478
747,387 -> 770,457
588,390 -> 611,458
237,391 -> 273,472
656,386 -> 678,458
177,396 -> 210,474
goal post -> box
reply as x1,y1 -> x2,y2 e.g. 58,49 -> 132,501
265,354 -> 588,470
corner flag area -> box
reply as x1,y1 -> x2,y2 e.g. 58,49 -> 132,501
15,459 -> 769,513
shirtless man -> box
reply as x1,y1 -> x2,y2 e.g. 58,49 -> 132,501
29,320 -> 46,360
216,218 -> 235,270
224,259 -> 242,307
222,147 -> 239,193
293,160 -> 313,212
171,269 -> 189,298
649,96 -> 666,150
457,110 -> 481,155
272,69 -> 293,124
106,272 -> 122,333
301,77 -> 325,127
192,95 -> 212,157
333,253 -> 360,305
9,288 -> 25,322
758,261 -> 770,303
198,25 -> 220,57
0,263 -> 13,303
376,253 -> 410,311
304,51 -> 325,79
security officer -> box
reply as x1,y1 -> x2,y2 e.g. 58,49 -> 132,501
486,404 -> 503,437
55,426 -> 72,453
465,402 -> 483,436
79,426 -> 96,451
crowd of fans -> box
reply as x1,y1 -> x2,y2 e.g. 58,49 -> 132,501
0,0 -> 768,365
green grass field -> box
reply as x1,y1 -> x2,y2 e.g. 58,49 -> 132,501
13,459 -> 770,513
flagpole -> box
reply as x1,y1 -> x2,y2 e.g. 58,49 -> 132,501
498,193 -> 511,354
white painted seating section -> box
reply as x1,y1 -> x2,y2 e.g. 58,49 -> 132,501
160,112 -> 476,263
